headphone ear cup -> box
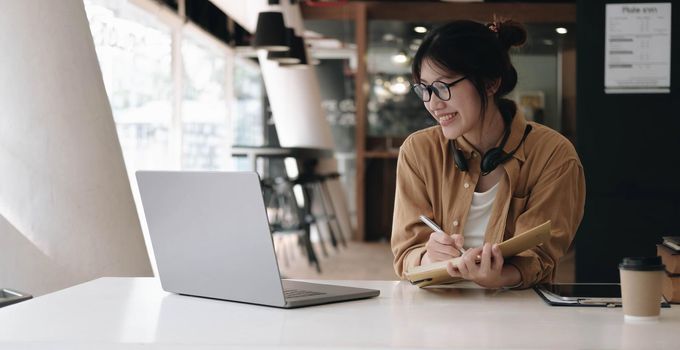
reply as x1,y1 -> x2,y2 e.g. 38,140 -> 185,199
480,147 -> 504,174
453,148 -> 469,172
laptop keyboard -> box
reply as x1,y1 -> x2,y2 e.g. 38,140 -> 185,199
284,288 -> 326,299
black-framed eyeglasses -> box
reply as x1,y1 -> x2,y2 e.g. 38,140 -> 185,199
412,76 -> 467,102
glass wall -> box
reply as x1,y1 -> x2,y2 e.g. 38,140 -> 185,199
84,0 -> 174,170
181,32 -> 229,170
230,57 -> 267,171
366,21 -> 436,151
85,0 -> 269,174
83,0 -> 270,273
365,20 -> 570,144
232,58 -> 266,147
304,19 -> 358,225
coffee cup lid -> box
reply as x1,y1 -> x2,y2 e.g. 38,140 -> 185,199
619,256 -> 665,271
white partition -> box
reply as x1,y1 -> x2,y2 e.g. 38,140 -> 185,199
0,0 -> 152,296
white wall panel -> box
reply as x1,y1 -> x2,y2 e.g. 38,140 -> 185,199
0,0 -> 152,296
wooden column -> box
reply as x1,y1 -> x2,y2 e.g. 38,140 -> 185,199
561,45 -> 577,145
354,3 -> 367,241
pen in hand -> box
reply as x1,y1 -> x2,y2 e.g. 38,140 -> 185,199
419,215 -> 466,255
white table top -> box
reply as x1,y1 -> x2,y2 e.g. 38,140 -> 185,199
1,277 -> 678,349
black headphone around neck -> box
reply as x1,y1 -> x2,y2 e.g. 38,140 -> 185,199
452,124 -> 532,176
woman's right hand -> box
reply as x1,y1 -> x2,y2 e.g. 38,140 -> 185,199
421,231 -> 465,265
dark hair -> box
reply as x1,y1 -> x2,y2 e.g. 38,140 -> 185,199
412,19 -> 527,120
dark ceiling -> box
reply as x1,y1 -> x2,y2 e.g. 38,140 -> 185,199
305,19 -> 575,55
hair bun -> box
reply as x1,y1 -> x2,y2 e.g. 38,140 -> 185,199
491,19 -> 527,50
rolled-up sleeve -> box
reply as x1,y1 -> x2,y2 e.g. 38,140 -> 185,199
506,156 -> 586,289
391,138 -> 435,278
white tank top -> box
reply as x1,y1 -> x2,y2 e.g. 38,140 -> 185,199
462,182 -> 500,249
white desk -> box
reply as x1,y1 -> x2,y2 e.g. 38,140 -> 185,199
0,277 -> 678,349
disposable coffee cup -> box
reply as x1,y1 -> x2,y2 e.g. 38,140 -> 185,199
619,256 -> 665,322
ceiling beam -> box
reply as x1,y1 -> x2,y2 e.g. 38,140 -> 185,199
301,2 -> 576,23
301,1 -> 357,20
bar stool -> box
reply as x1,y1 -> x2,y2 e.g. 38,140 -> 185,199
317,172 -> 348,247
261,176 -> 321,273
292,172 -> 347,250
291,174 -> 333,255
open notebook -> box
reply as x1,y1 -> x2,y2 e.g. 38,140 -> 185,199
405,220 -> 551,287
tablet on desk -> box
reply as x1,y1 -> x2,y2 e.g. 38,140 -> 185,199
542,283 -> 621,301
534,283 -> 670,308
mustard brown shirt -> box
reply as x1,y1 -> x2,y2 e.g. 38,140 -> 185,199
391,111 -> 586,289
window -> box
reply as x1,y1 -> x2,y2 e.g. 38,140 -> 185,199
85,0 -> 250,173
231,57 -> 266,171
181,31 -> 229,170
232,57 -> 265,147
84,0 -> 174,171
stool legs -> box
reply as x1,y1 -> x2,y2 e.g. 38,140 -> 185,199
265,177 -> 321,273
288,184 -> 322,272
300,184 -> 330,257
313,182 -> 341,249
319,179 -> 347,247
261,170 -> 350,275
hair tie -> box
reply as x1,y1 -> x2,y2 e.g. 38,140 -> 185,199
488,22 -> 499,33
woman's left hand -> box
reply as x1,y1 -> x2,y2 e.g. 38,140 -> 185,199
446,243 -> 505,289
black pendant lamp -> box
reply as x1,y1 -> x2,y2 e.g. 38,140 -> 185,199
279,34 -> 308,68
252,11 -> 288,52
267,28 -> 300,64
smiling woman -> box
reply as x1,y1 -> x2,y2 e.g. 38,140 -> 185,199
391,19 -> 586,290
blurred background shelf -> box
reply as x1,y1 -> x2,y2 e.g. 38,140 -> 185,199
364,150 -> 399,159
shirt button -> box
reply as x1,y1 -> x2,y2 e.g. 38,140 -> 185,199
464,182 -> 470,189
453,220 -> 459,227
472,152 -> 478,158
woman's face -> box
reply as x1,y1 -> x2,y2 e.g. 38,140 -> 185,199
419,59 -> 483,140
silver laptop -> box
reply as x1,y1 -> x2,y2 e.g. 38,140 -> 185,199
136,170 -> 379,308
